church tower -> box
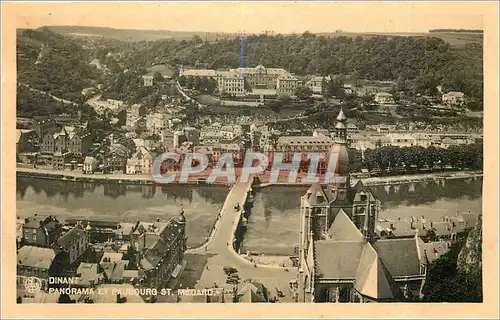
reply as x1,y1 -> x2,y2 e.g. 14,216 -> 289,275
325,109 -> 351,201
334,108 -> 348,145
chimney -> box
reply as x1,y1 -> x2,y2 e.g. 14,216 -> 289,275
390,223 -> 394,230
116,293 -> 121,303
156,218 -> 160,222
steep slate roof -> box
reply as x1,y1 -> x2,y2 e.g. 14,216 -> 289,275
420,241 -> 450,264
354,243 -> 403,300
18,246 -> 56,269
372,238 -> 421,277
238,288 -> 266,303
315,240 -> 365,279
327,208 -> 365,241
305,183 -> 329,206
76,263 -> 101,286
431,221 -> 454,236
459,213 -> 478,228
56,228 -> 85,250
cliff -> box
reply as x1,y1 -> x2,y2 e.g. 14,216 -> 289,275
457,214 -> 482,276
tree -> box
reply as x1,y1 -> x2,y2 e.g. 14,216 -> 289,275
294,85 -> 313,100
121,137 -> 137,154
421,240 -> 482,302
277,93 -> 292,102
153,72 -> 164,83
178,75 -> 187,87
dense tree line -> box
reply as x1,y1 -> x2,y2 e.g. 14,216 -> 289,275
123,33 -> 482,100
16,85 -> 73,117
349,143 -> 483,173
178,76 -> 218,94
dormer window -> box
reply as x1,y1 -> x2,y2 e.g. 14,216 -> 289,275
360,191 -> 367,201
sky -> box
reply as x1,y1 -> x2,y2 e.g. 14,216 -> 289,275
7,2 -> 485,34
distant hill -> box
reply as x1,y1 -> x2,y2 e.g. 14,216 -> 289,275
315,31 -> 483,46
44,26 -> 204,42
43,25 -> 483,46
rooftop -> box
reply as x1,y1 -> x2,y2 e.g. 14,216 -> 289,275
18,246 -> 56,269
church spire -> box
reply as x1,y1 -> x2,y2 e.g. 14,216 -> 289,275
334,108 -> 348,144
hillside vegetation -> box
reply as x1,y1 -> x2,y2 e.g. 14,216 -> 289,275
17,28 -> 484,114
17,28 -> 101,103
422,216 -> 483,302
126,33 -> 483,99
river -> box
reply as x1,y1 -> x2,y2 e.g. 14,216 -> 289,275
16,176 -> 482,254
16,177 -> 230,248
241,177 -> 483,255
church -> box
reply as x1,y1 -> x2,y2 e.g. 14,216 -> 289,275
296,109 -> 428,303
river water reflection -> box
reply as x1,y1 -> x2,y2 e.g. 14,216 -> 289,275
241,177 -> 483,255
16,177 -> 230,248
17,177 -> 482,254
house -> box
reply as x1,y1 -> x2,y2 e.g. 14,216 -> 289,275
76,262 -> 105,287
146,113 -> 167,135
440,137 -> 475,149
387,134 -> 417,148
126,158 -> 141,175
305,76 -> 331,94
22,214 -> 62,247
277,74 -> 301,95
374,92 -> 395,104
142,75 -> 154,87
137,147 -> 155,174
138,213 -> 187,289
17,245 -> 56,290
103,144 -> 129,173
41,126 -> 92,157
183,127 -> 201,145
29,118 -> 57,142
126,104 -> 146,128
442,92 -> 465,106
163,131 -> 175,149
83,156 -> 98,174
237,282 -> 269,302
346,123 -> 359,137
54,223 -> 91,265
313,129 -> 329,137
413,133 -> 433,148
52,150 -> 73,170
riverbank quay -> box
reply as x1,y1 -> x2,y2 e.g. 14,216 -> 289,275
255,170 -> 483,188
16,166 -> 482,187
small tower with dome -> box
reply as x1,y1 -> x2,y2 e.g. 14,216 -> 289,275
334,108 -> 348,145
177,205 -> 186,225
325,108 -> 351,201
